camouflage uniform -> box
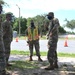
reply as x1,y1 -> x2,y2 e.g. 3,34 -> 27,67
0,15 -> 6,74
45,12 -> 60,70
2,19 -> 13,65
47,18 -> 60,66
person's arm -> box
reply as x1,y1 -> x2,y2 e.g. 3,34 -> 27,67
46,22 -> 51,39
1,22 -> 6,36
50,18 -> 60,36
10,25 -> 13,42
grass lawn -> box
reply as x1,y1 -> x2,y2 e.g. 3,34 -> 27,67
14,35 -> 75,40
7,60 -> 49,71
7,50 -> 75,71
11,50 -> 75,58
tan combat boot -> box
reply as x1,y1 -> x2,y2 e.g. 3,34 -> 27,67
53,62 -> 59,68
38,56 -> 43,62
29,56 -> 33,61
45,63 -> 54,70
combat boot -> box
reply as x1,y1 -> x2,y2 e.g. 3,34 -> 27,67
1,70 -> 10,75
2,72 -> 10,75
45,65 -> 54,70
29,56 -> 33,61
53,62 -> 59,68
38,56 -> 43,62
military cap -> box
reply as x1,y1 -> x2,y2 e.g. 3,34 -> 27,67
6,13 -> 12,18
47,12 -> 54,16
6,13 -> 12,16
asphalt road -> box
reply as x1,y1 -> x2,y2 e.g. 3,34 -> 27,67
11,39 -> 75,53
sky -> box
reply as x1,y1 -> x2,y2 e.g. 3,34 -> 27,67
3,0 -> 75,32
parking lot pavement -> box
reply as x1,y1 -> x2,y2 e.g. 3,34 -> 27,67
11,39 -> 75,53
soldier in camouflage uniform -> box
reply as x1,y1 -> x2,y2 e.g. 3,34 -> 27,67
2,13 -> 13,67
45,12 -> 60,70
0,4 -> 10,75
25,20 -> 43,62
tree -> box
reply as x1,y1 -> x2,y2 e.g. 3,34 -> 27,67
0,0 -> 5,14
0,0 -> 5,4
26,14 -> 50,36
33,14 -> 48,37
13,17 -> 27,35
59,26 -> 66,34
20,17 -> 27,34
26,17 -> 32,27
0,0 -> 9,22
64,18 -> 75,32
0,0 -> 8,8
13,18 -> 19,31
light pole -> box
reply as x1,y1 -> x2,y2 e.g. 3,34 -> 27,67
16,4 -> 21,37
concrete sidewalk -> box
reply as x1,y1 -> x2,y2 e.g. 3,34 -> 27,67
8,55 -> 75,75
9,55 -> 75,64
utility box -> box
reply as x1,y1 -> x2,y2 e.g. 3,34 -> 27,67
13,31 -> 17,38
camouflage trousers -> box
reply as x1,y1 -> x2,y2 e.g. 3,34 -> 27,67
0,58 -> 6,75
0,41 -> 6,72
28,40 -> 40,57
47,39 -> 58,65
3,39 -> 11,64
0,57 -> 6,71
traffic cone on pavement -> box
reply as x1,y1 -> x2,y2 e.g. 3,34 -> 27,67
64,40 -> 68,47
66,35 -> 68,40
16,37 -> 18,42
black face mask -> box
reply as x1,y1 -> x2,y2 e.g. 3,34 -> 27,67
31,23 -> 35,28
9,17 -> 12,21
47,16 -> 53,20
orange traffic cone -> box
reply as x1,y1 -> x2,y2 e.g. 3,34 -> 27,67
16,37 -> 18,42
66,35 -> 68,40
64,40 -> 68,47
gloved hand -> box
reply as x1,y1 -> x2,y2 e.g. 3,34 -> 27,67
27,41 -> 29,43
26,41 -> 29,46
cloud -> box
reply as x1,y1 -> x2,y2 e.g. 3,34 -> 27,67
3,0 -> 75,18
19,0 -> 75,11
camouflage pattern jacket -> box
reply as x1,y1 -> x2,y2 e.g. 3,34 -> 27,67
47,18 -> 60,41
2,20 -> 13,42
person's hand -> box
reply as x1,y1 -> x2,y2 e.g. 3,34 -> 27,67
26,41 -> 29,46
27,41 -> 29,44
50,32 -> 52,37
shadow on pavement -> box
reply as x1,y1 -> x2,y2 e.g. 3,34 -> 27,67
7,60 -> 75,75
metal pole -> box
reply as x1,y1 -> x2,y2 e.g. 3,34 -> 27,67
16,4 -> 21,37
